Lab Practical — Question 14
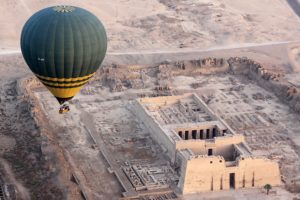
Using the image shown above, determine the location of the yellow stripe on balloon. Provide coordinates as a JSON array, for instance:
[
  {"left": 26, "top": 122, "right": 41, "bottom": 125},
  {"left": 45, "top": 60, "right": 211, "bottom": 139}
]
[
  {"left": 35, "top": 72, "right": 95, "bottom": 82},
  {"left": 39, "top": 79, "right": 90, "bottom": 87},
  {"left": 45, "top": 86, "right": 84, "bottom": 98}
]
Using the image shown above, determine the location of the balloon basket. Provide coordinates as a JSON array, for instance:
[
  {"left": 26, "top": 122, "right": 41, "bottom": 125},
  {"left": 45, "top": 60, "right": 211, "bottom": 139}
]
[{"left": 59, "top": 104, "right": 70, "bottom": 114}]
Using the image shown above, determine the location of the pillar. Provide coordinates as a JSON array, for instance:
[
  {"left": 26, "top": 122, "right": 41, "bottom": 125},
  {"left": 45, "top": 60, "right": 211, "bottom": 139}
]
[
  {"left": 207, "top": 129, "right": 210, "bottom": 139},
  {"left": 212, "top": 128, "right": 216, "bottom": 138},
  {"left": 189, "top": 130, "right": 193, "bottom": 139},
  {"left": 202, "top": 130, "right": 206, "bottom": 139},
  {"left": 196, "top": 130, "right": 200, "bottom": 139}
]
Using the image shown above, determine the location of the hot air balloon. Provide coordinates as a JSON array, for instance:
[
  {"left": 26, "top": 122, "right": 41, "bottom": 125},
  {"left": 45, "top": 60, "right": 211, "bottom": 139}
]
[{"left": 20, "top": 5, "right": 107, "bottom": 113}]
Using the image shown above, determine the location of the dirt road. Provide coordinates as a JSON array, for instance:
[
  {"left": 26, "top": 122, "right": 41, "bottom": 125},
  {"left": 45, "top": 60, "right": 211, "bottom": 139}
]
[{"left": 0, "top": 40, "right": 298, "bottom": 56}]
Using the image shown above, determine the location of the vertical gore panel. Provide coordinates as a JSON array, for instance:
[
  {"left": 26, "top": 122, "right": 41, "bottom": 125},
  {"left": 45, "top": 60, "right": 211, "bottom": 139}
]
[
  {"left": 21, "top": 9, "right": 47, "bottom": 74},
  {"left": 77, "top": 9, "right": 92, "bottom": 77},
  {"left": 64, "top": 12, "right": 74, "bottom": 78},
  {"left": 45, "top": 13, "right": 60, "bottom": 77},
  {"left": 28, "top": 15, "right": 45, "bottom": 74},
  {"left": 90, "top": 17, "right": 107, "bottom": 73},
  {"left": 71, "top": 12, "right": 84, "bottom": 77},
  {"left": 35, "top": 11, "right": 55, "bottom": 76},
  {"left": 85, "top": 17, "right": 101, "bottom": 75},
  {"left": 54, "top": 14, "right": 65, "bottom": 78},
  {"left": 85, "top": 17, "right": 97, "bottom": 74}
]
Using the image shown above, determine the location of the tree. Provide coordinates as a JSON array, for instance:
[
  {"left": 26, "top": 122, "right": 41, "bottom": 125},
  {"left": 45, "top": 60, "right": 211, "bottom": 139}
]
[{"left": 264, "top": 184, "right": 272, "bottom": 195}]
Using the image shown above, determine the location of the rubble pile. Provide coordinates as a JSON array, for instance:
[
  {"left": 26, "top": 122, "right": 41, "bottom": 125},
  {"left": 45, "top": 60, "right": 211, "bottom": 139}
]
[
  {"left": 102, "top": 64, "right": 153, "bottom": 92},
  {"left": 156, "top": 64, "right": 172, "bottom": 95},
  {"left": 228, "top": 57, "right": 300, "bottom": 113},
  {"left": 190, "top": 57, "right": 226, "bottom": 68},
  {"left": 228, "top": 57, "right": 282, "bottom": 81},
  {"left": 174, "top": 58, "right": 227, "bottom": 71},
  {"left": 80, "top": 86, "right": 97, "bottom": 95}
]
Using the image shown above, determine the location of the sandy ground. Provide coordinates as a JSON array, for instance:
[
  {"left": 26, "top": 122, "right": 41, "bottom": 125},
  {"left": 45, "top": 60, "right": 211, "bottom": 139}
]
[{"left": 0, "top": 0, "right": 300, "bottom": 52}]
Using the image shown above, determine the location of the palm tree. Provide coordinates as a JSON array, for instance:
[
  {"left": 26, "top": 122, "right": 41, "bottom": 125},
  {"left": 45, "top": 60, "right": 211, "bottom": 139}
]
[{"left": 264, "top": 184, "right": 272, "bottom": 195}]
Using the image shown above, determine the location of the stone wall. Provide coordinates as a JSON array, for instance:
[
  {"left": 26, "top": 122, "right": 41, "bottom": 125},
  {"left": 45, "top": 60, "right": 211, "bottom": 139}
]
[
  {"left": 179, "top": 155, "right": 281, "bottom": 194},
  {"left": 172, "top": 58, "right": 230, "bottom": 76},
  {"left": 138, "top": 95, "right": 184, "bottom": 107},
  {"left": 175, "top": 135, "right": 244, "bottom": 159},
  {"left": 132, "top": 100, "right": 177, "bottom": 162}
]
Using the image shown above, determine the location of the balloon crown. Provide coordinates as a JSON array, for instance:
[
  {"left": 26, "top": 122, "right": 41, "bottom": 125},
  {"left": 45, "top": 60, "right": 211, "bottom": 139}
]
[{"left": 53, "top": 5, "right": 75, "bottom": 13}]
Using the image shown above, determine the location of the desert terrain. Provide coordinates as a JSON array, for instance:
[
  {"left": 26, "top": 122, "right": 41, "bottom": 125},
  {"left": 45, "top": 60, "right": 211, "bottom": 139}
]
[
  {"left": 1, "top": 0, "right": 300, "bottom": 52},
  {"left": 0, "top": 0, "right": 300, "bottom": 200}
]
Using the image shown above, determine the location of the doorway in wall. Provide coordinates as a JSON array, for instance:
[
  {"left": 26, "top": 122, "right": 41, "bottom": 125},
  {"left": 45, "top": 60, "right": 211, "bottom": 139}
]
[
  {"left": 229, "top": 173, "right": 235, "bottom": 189},
  {"left": 208, "top": 148, "right": 213, "bottom": 156},
  {"left": 200, "top": 130, "right": 203, "bottom": 139},
  {"left": 185, "top": 131, "right": 189, "bottom": 140},
  {"left": 178, "top": 131, "right": 182, "bottom": 139},
  {"left": 212, "top": 128, "right": 216, "bottom": 137},
  {"left": 192, "top": 130, "right": 197, "bottom": 139}
]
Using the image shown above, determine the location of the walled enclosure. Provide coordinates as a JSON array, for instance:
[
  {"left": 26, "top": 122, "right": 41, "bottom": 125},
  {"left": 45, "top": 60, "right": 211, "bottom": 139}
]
[{"left": 133, "top": 93, "right": 281, "bottom": 194}]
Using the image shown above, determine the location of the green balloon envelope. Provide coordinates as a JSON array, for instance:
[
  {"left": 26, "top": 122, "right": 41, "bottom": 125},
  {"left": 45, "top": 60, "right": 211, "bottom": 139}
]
[{"left": 21, "top": 5, "right": 107, "bottom": 104}]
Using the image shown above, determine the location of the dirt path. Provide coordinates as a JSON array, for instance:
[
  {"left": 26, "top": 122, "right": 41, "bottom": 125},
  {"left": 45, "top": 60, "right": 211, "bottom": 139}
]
[
  {"left": 107, "top": 40, "right": 297, "bottom": 55},
  {"left": 0, "top": 50, "right": 21, "bottom": 56},
  {"left": 1, "top": 40, "right": 298, "bottom": 57}
]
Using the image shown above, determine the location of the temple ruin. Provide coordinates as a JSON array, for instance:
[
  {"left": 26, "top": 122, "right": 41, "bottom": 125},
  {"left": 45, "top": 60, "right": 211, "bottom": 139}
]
[{"left": 133, "top": 93, "right": 281, "bottom": 194}]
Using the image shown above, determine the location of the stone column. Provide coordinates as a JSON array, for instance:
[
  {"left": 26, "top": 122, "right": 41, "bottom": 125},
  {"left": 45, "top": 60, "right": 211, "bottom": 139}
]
[
  {"left": 202, "top": 130, "right": 206, "bottom": 139},
  {"left": 212, "top": 128, "right": 216, "bottom": 138},
  {"left": 207, "top": 129, "right": 211, "bottom": 139},
  {"left": 188, "top": 130, "right": 192, "bottom": 139},
  {"left": 196, "top": 130, "right": 200, "bottom": 139}
]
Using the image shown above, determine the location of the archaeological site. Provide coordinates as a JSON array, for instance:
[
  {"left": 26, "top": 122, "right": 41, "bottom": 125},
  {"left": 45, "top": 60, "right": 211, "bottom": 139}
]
[{"left": 135, "top": 93, "right": 281, "bottom": 193}]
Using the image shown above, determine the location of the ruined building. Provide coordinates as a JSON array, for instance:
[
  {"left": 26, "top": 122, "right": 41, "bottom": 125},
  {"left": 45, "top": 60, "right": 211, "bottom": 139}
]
[{"left": 133, "top": 93, "right": 281, "bottom": 194}]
